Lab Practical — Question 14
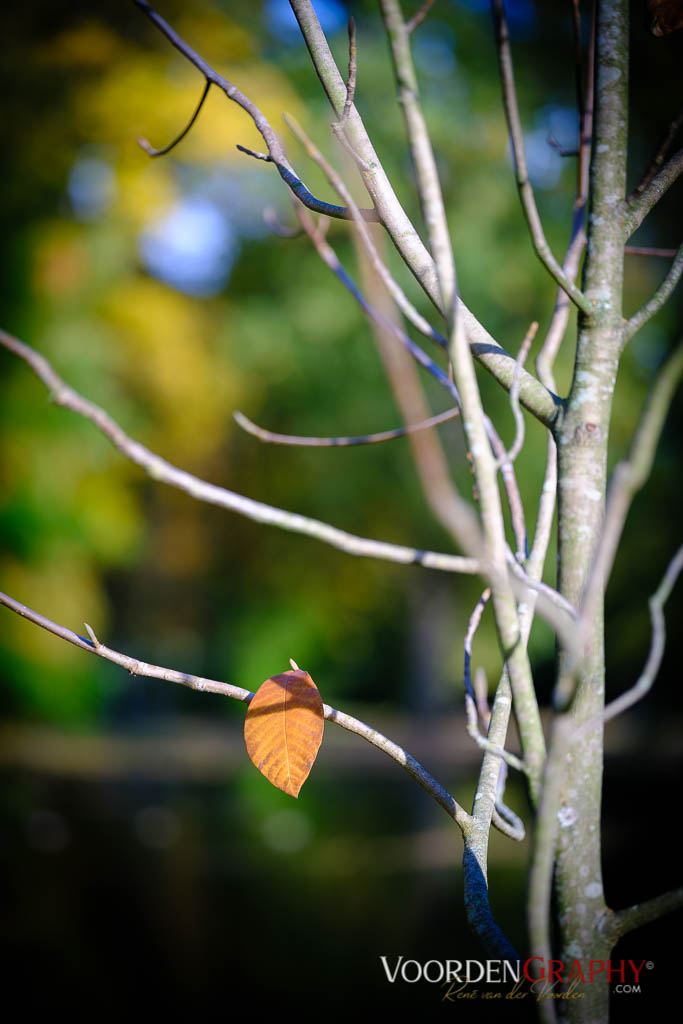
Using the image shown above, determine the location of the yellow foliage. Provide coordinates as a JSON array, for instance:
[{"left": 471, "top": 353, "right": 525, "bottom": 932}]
[
  {"left": 1, "top": 558, "right": 108, "bottom": 672},
  {"left": 101, "top": 276, "right": 242, "bottom": 462}
]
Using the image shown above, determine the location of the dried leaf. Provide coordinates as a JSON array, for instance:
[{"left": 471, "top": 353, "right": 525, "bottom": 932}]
[{"left": 244, "top": 668, "right": 324, "bottom": 798}]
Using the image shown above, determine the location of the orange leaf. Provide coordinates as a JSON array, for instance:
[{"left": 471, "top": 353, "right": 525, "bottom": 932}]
[{"left": 244, "top": 669, "right": 324, "bottom": 798}]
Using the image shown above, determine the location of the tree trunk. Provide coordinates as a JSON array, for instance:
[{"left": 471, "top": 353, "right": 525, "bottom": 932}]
[{"left": 553, "top": 2, "right": 629, "bottom": 1018}]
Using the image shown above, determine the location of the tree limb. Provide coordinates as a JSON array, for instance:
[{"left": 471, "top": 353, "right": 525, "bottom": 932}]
[
  {"left": 491, "top": 0, "right": 592, "bottom": 314},
  {"left": 624, "top": 146, "right": 683, "bottom": 239},
  {"left": 0, "top": 590, "right": 471, "bottom": 830},
  {"left": 134, "top": 0, "right": 378, "bottom": 222},
  {"left": 622, "top": 244, "right": 683, "bottom": 345},
  {"left": 0, "top": 328, "right": 481, "bottom": 575},
  {"left": 233, "top": 407, "right": 460, "bottom": 447}
]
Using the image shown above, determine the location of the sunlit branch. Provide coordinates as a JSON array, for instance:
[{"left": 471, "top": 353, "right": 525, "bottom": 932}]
[
  {"left": 624, "top": 146, "right": 683, "bottom": 238},
  {"left": 134, "top": 0, "right": 379, "bottom": 222},
  {"left": 288, "top": 0, "right": 560, "bottom": 429},
  {"left": 292, "top": 207, "right": 463, "bottom": 408},
  {"left": 0, "top": 329, "right": 481, "bottom": 575},
  {"left": 284, "top": 112, "right": 530, "bottom": 562},
  {"left": 379, "top": 0, "right": 456, "bottom": 317},
  {"left": 487, "top": 428, "right": 528, "bottom": 560},
  {"left": 496, "top": 321, "right": 538, "bottom": 474},
  {"left": 463, "top": 592, "right": 525, "bottom": 774},
  {"left": 137, "top": 78, "right": 211, "bottom": 156},
  {"left": 601, "top": 545, "right": 682, "bottom": 725},
  {"left": 491, "top": 0, "right": 592, "bottom": 314},
  {"left": 233, "top": 407, "right": 459, "bottom": 447},
  {"left": 0, "top": 590, "right": 471, "bottom": 831},
  {"left": 339, "top": 17, "right": 357, "bottom": 126},
  {"left": 581, "top": 340, "right": 683, "bottom": 628},
  {"left": 284, "top": 113, "right": 448, "bottom": 351},
  {"left": 622, "top": 244, "right": 683, "bottom": 345},
  {"left": 536, "top": 218, "right": 585, "bottom": 393}
]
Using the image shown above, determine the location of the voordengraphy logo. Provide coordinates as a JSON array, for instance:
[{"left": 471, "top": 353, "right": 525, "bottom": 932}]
[{"left": 379, "top": 957, "right": 652, "bottom": 1002}]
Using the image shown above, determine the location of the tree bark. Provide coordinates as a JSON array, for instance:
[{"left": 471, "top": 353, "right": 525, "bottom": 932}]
[{"left": 553, "top": 2, "right": 629, "bottom": 1018}]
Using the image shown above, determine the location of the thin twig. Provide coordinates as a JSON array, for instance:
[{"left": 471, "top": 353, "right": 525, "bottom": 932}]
[
  {"left": 138, "top": 79, "right": 211, "bottom": 156},
  {"left": 287, "top": 0, "right": 561, "bottom": 429},
  {"left": 625, "top": 246, "right": 678, "bottom": 258},
  {"left": 463, "top": 589, "right": 491, "bottom": 701},
  {"left": 491, "top": 0, "right": 592, "bottom": 313},
  {"left": 134, "top": 0, "right": 379, "bottom": 222},
  {"left": 547, "top": 134, "right": 578, "bottom": 158},
  {"left": 233, "top": 406, "right": 459, "bottom": 447},
  {"left": 0, "top": 328, "right": 482, "bottom": 575},
  {"left": 627, "top": 101, "right": 683, "bottom": 202},
  {"left": 262, "top": 206, "right": 302, "bottom": 238},
  {"left": 463, "top": 593, "right": 525, "bottom": 775},
  {"left": 379, "top": 0, "right": 456, "bottom": 316},
  {"left": 581, "top": 340, "right": 683, "bottom": 629},
  {"left": 570, "top": 0, "right": 585, "bottom": 195},
  {"left": 292, "top": 207, "right": 464, "bottom": 410},
  {"left": 406, "top": 0, "right": 435, "bottom": 34},
  {"left": 610, "top": 885, "right": 683, "bottom": 940},
  {"left": 622, "top": 244, "right": 683, "bottom": 345},
  {"left": 495, "top": 322, "right": 538, "bottom": 474},
  {"left": 598, "top": 546, "right": 682, "bottom": 727},
  {"left": 339, "top": 17, "right": 357, "bottom": 126},
  {"left": 536, "top": 216, "right": 586, "bottom": 392},
  {"left": 284, "top": 112, "right": 448, "bottom": 351},
  {"left": 0, "top": 590, "right": 471, "bottom": 830}
]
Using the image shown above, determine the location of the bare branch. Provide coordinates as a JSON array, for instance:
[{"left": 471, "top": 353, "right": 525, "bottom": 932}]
[
  {"left": 137, "top": 78, "right": 211, "bottom": 156},
  {"left": 262, "top": 205, "right": 302, "bottom": 238},
  {"left": 547, "top": 134, "right": 578, "bottom": 158},
  {"left": 535, "top": 218, "right": 585, "bottom": 392},
  {"left": 379, "top": 0, "right": 456, "bottom": 316},
  {"left": 339, "top": 17, "right": 357, "bottom": 127},
  {"left": 0, "top": 328, "right": 482, "bottom": 575},
  {"left": 527, "top": 714, "right": 573, "bottom": 1016},
  {"left": 134, "top": 0, "right": 379, "bottom": 222},
  {"left": 284, "top": 112, "right": 448, "bottom": 351},
  {"left": 496, "top": 321, "right": 538, "bottom": 474},
  {"left": 285, "top": 113, "right": 532, "bottom": 563},
  {"left": 611, "top": 885, "right": 683, "bottom": 940},
  {"left": 463, "top": 589, "right": 491, "bottom": 701},
  {"left": 627, "top": 101, "right": 683, "bottom": 202},
  {"left": 601, "top": 545, "right": 683, "bottom": 724},
  {"left": 624, "top": 146, "right": 683, "bottom": 239},
  {"left": 0, "top": 590, "right": 471, "bottom": 830},
  {"left": 622, "top": 244, "right": 683, "bottom": 344},
  {"left": 581, "top": 340, "right": 683, "bottom": 626},
  {"left": 491, "top": 0, "right": 592, "bottom": 314},
  {"left": 406, "top": 0, "right": 435, "bottom": 34},
  {"left": 625, "top": 246, "right": 678, "bottom": 258},
  {"left": 287, "top": 0, "right": 561, "bottom": 428},
  {"left": 292, "top": 206, "right": 465, "bottom": 410},
  {"left": 570, "top": 0, "right": 585, "bottom": 195},
  {"left": 233, "top": 407, "right": 459, "bottom": 447}
]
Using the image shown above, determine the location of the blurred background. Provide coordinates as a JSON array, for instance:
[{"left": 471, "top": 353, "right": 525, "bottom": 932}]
[{"left": 1, "top": 0, "right": 681, "bottom": 1016}]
